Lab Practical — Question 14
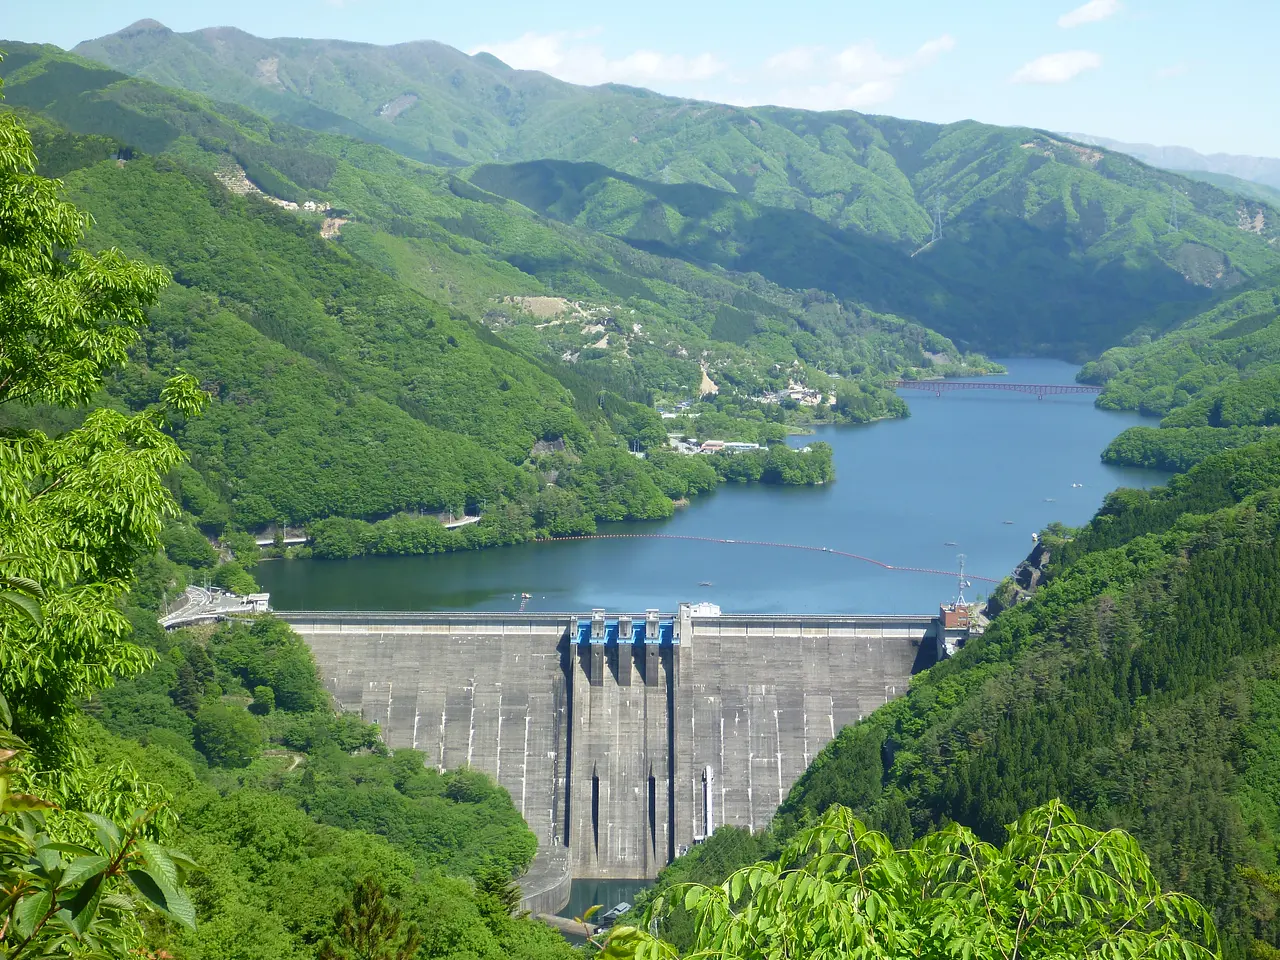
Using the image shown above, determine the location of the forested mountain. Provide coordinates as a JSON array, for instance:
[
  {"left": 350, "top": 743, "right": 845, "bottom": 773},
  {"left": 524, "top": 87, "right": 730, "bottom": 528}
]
[
  {"left": 467, "top": 155, "right": 1279, "bottom": 356},
  {"left": 3, "top": 43, "right": 984, "bottom": 540},
  {"left": 1083, "top": 282, "right": 1280, "bottom": 471},
  {"left": 71, "top": 21, "right": 1280, "bottom": 356}
]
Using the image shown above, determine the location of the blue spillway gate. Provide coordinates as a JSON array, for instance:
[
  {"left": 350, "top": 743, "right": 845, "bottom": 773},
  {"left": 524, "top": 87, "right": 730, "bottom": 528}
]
[{"left": 576, "top": 618, "right": 677, "bottom": 645}]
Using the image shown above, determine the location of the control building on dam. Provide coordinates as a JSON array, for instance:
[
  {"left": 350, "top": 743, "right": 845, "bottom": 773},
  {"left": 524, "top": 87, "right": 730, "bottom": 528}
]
[{"left": 279, "top": 602, "right": 970, "bottom": 911}]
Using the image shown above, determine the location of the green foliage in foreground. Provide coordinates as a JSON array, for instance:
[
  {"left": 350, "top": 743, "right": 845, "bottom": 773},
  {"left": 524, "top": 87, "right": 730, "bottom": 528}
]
[
  {"left": 605, "top": 801, "right": 1217, "bottom": 960},
  {"left": 0, "top": 83, "right": 202, "bottom": 960},
  {"left": 0, "top": 83, "right": 209, "bottom": 765},
  {"left": 0, "top": 701, "right": 197, "bottom": 960}
]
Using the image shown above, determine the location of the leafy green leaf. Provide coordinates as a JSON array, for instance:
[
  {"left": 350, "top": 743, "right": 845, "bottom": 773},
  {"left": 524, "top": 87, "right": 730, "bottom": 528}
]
[
  {"left": 125, "top": 868, "right": 169, "bottom": 912},
  {"left": 126, "top": 865, "right": 195, "bottom": 928},
  {"left": 83, "top": 813, "right": 123, "bottom": 853},
  {"left": 56, "top": 854, "right": 109, "bottom": 892},
  {"left": 14, "top": 889, "right": 53, "bottom": 938},
  {"left": 63, "top": 873, "right": 105, "bottom": 936}
]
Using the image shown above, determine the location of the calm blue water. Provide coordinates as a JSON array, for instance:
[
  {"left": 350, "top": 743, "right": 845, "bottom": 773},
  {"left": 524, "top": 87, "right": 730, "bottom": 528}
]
[{"left": 258, "top": 359, "right": 1163, "bottom": 615}]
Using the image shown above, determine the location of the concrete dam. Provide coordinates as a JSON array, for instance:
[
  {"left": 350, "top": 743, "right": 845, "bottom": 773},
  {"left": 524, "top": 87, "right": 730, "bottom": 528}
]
[{"left": 280, "top": 603, "right": 969, "bottom": 910}]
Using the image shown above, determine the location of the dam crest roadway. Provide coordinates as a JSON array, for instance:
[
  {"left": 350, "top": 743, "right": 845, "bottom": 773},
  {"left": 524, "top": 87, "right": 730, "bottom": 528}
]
[{"left": 278, "top": 601, "right": 973, "bottom": 913}]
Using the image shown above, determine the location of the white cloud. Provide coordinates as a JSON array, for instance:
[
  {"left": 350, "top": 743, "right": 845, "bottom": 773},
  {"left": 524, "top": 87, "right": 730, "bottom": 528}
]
[
  {"left": 764, "top": 46, "right": 824, "bottom": 75},
  {"left": 471, "top": 30, "right": 953, "bottom": 113},
  {"left": 772, "top": 79, "right": 898, "bottom": 112},
  {"left": 915, "top": 35, "right": 959, "bottom": 61},
  {"left": 834, "top": 35, "right": 955, "bottom": 82},
  {"left": 1011, "top": 50, "right": 1102, "bottom": 84},
  {"left": 1156, "top": 62, "right": 1189, "bottom": 79},
  {"left": 763, "top": 35, "right": 955, "bottom": 111},
  {"left": 1058, "top": 0, "right": 1122, "bottom": 28},
  {"left": 470, "top": 31, "right": 725, "bottom": 87}
]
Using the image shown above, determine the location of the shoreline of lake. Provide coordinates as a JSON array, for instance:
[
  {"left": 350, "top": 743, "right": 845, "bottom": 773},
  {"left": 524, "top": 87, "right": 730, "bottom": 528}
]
[{"left": 257, "top": 359, "right": 1168, "bottom": 617}]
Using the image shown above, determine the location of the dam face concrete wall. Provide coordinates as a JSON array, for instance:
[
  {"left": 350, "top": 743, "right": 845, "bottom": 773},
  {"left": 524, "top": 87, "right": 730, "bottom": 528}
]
[
  {"left": 673, "top": 613, "right": 934, "bottom": 859},
  {"left": 282, "top": 608, "right": 938, "bottom": 901}
]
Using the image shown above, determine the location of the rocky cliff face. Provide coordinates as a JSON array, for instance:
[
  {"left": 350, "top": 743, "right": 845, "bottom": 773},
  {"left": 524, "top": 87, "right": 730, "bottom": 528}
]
[{"left": 983, "top": 541, "right": 1052, "bottom": 618}]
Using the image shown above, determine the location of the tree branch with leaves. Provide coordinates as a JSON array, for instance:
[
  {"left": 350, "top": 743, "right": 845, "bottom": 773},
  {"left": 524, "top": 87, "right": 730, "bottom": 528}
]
[
  {"left": 0, "top": 73, "right": 208, "bottom": 763},
  {"left": 0, "top": 691, "right": 196, "bottom": 960},
  {"left": 602, "top": 799, "right": 1220, "bottom": 960}
]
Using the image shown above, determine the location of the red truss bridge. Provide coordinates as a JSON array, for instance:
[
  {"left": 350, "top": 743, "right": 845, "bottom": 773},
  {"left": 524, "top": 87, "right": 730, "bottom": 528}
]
[{"left": 889, "top": 380, "right": 1103, "bottom": 399}]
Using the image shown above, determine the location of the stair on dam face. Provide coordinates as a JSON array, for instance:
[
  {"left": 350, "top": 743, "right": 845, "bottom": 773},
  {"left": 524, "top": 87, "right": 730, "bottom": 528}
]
[{"left": 280, "top": 608, "right": 946, "bottom": 901}]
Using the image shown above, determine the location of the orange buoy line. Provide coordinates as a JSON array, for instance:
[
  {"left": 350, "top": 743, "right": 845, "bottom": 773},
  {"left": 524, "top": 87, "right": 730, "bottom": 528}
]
[{"left": 538, "top": 533, "right": 1001, "bottom": 583}]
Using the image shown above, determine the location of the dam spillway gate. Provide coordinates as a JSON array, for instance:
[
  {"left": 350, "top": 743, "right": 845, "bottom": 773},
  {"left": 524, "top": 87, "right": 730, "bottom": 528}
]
[{"left": 280, "top": 604, "right": 961, "bottom": 910}]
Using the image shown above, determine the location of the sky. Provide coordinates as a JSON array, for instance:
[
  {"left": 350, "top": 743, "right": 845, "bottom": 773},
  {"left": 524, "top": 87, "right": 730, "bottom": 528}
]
[{"left": 7, "top": 0, "right": 1279, "bottom": 157}]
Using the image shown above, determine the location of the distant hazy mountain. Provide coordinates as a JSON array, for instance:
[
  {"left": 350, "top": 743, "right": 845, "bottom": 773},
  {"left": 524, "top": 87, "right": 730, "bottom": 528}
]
[{"left": 1065, "top": 133, "right": 1280, "bottom": 191}]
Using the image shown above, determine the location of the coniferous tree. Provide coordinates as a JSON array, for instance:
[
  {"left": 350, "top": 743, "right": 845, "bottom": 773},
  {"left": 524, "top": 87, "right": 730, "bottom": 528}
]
[{"left": 318, "top": 876, "right": 423, "bottom": 960}]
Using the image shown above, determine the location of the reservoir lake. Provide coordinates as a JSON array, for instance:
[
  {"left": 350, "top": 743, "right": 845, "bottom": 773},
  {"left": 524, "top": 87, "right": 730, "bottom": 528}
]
[{"left": 258, "top": 359, "right": 1165, "bottom": 616}]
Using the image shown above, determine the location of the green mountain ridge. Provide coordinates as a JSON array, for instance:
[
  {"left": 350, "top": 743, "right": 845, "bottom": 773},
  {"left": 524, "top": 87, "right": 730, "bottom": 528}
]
[
  {"left": 468, "top": 156, "right": 1275, "bottom": 356},
  {"left": 1177, "top": 170, "right": 1280, "bottom": 207},
  {"left": 67, "top": 20, "right": 1280, "bottom": 358}
]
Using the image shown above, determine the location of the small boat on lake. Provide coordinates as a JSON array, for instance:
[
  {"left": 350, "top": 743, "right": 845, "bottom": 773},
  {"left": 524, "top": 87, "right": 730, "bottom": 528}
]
[
  {"left": 1002, "top": 520, "right": 1015, "bottom": 525},
  {"left": 944, "top": 541, "right": 958, "bottom": 547},
  {"left": 698, "top": 581, "right": 713, "bottom": 587}
]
